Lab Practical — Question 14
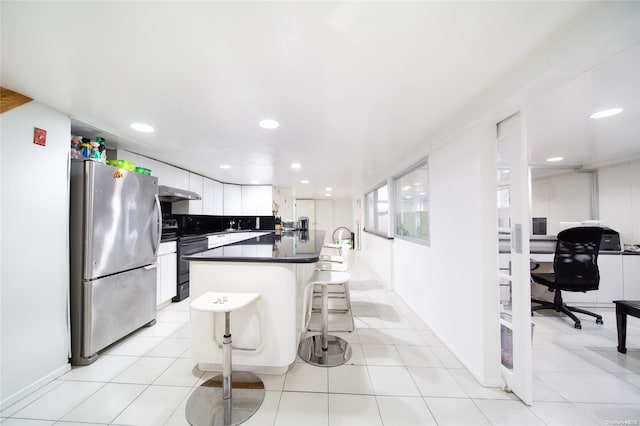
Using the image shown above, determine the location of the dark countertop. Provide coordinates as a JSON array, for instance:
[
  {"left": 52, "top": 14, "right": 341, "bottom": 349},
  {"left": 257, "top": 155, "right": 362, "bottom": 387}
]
[
  {"left": 161, "top": 229, "right": 271, "bottom": 243},
  {"left": 183, "top": 230, "right": 325, "bottom": 263}
]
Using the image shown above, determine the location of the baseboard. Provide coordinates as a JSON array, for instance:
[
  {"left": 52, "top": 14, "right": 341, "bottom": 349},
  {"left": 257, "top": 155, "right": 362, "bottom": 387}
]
[{"left": 0, "top": 363, "right": 71, "bottom": 411}]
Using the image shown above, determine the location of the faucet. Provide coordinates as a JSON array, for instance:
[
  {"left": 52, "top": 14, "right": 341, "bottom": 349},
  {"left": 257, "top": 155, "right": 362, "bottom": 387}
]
[{"left": 228, "top": 220, "right": 236, "bottom": 230}]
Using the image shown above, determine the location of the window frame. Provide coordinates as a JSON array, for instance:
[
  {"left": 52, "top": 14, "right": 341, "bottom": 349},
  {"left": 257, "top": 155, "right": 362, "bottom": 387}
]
[
  {"left": 393, "top": 158, "right": 430, "bottom": 246},
  {"left": 363, "top": 180, "right": 392, "bottom": 238}
]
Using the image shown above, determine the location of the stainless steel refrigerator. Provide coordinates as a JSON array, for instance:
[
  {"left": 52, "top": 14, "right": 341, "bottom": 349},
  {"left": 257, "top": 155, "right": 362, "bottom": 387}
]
[{"left": 70, "top": 160, "right": 161, "bottom": 365}]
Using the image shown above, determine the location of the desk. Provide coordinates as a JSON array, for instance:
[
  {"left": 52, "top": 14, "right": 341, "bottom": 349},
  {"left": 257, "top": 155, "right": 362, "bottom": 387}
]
[{"left": 613, "top": 300, "right": 640, "bottom": 353}]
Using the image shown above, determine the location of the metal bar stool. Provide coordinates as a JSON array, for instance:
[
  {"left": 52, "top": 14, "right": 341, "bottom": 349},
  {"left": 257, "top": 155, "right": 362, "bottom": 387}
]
[
  {"left": 298, "top": 270, "right": 352, "bottom": 367},
  {"left": 186, "top": 292, "right": 265, "bottom": 426}
]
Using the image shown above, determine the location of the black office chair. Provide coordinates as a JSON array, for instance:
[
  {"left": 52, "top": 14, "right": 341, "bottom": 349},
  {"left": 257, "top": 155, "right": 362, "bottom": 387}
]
[{"left": 531, "top": 226, "right": 604, "bottom": 329}]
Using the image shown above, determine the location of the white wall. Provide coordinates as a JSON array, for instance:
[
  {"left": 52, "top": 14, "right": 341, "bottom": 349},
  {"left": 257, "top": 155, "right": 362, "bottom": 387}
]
[
  {"left": 381, "top": 123, "right": 500, "bottom": 387},
  {"left": 598, "top": 160, "right": 640, "bottom": 245},
  {"left": 332, "top": 198, "right": 353, "bottom": 234},
  {"left": 360, "top": 232, "right": 393, "bottom": 289},
  {"left": 531, "top": 171, "right": 592, "bottom": 236},
  {"left": 533, "top": 160, "right": 640, "bottom": 244},
  {"left": 1, "top": 101, "right": 71, "bottom": 408}
]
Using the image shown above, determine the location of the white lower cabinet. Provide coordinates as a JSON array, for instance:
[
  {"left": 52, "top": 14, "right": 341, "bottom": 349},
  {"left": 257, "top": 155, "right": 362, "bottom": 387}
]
[
  {"left": 157, "top": 242, "right": 177, "bottom": 306},
  {"left": 595, "top": 254, "right": 623, "bottom": 304},
  {"left": 208, "top": 234, "right": 230, "bottom": 249},
  {"left": 623, "top": 255, "right": 640, "bottom": 299}
]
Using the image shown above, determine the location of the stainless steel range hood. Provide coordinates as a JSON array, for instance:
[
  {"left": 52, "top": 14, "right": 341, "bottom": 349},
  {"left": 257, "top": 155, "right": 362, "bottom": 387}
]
[{"left": 158, "top": 185, "right": 202, "bottom": 202}]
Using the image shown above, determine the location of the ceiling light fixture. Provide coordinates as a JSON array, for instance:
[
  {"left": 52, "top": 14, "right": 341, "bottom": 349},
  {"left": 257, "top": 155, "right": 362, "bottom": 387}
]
[
  {"left": 325, "top": 193, "right": 331, "bottom": 197},
  {"left": 251, "top": 180, "right": 259, "bottom": 184},
  {"left": 301, "top": 180, "right": 310, "bottom": 184},
  {"left": 130, "top": 122, "right": 154, "bottom": 133},
  {"left": 325, "top": 187, "right": 332, "bottom": 191},
  {"left": 589, "top": 108, "right": 623, "bottom": 119},
  {"left": 546, "top": 157, "right": 564, "bottom": 162},
  {"left": 290, "top": 162, "right": 301, "bottom": 169},
  {"left": 402, "top": 186, "right": 411, "bottom": 191},
  {"left": 220, "top": 164, "right": 231, "bottom": 169},
  {"left": 259, "top": 119, "right": 279, "bottom": 129}
]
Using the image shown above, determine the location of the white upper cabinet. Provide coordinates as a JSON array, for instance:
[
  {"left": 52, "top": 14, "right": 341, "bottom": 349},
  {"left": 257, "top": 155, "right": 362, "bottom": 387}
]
[
  {"left": 173, "top": 172, "right": 203, "bottom": 214},
  {"left": 223, "top": 184, "right": 242, "bottom": 215},
  {"left": 241, "top": 185, "right": 272, "bottom": 216},
  {"left": 213, "top": 180, "right": 224, "bottom": 215},
  {"left": 203, "top": 178, "right": 224, "bottom": 215},
  {"left": 152, "top": 161, "right": 174, "bottom": 186},
  {"left": 174, "top": 168, "right": 189, "bottom": 191},
  {"left": 188, "top": 172, "right": 203, "bottom": 214}
]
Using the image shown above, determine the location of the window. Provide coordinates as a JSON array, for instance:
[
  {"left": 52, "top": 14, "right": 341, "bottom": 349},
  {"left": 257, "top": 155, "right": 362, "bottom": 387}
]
[
  {"left": 394, "top": 159, "right": 429, "bottom": 244},
  {"left": 364, "top": 182, "right": 390, "bottom": 236}
]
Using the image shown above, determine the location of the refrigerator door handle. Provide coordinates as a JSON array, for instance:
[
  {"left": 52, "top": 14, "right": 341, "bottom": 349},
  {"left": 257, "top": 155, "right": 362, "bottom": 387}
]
[
  {"left": 154, "top": 194, "right": 162, "bottom": 256},
  {"left": 144, "top": 263, "right": 158, "bottom": 270}
]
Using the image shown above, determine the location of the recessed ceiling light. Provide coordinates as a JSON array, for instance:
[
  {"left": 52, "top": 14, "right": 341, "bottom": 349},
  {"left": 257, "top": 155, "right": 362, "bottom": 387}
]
[
  {"left": 130, "top": 122, "right": 154, "bottom": 133},
  {"left": 546, "top": 157, "right": 564, "bottom": 162},
  {"left": 325, "top": 193, "right": 331, "bottom": 197},
  {"left": 590, "top": 108, "right": 623, "bottom": 119},
  {"left": 301, "top": 180, "right": 310, "bottom": 184},
  {"left": 220, "top": 164, "right": 231, "bottom": 169},
  {"left": 402, "top": 186, "right": 411, "bottom": 191},
  {"left": 290, "top": 162, "right": 301, "bottom": 169},
  {"left": 251, "top": 180, "right": 259, "bottom": 184},
  {"left": 325, "top": 187, "right": 332, "bottom": 191},
  {"left": 259, "top": 119, "right": 279, "bottom": 129}
]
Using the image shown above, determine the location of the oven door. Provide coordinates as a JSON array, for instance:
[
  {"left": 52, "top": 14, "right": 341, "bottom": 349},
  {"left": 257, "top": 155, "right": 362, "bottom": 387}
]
[{"left": 178, "top": 238, "right": 208, "bottom": 285}]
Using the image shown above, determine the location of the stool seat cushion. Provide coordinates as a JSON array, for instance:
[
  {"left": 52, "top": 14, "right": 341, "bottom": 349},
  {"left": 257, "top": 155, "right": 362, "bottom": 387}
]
[
  {"left": 308, "top": 270, "right": 351, "bottom": 285},
  {"left": 191, "top": 291, "right": 261, "bottom": 313}
]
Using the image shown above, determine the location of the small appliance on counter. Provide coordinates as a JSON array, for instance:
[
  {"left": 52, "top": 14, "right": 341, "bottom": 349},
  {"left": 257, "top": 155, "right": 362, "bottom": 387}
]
[
  {"left": 297, "top": 216, "right": 309, "bottom": 230},
  {"left": 282, "top": 220, "right": 296, "bottom": 231}
]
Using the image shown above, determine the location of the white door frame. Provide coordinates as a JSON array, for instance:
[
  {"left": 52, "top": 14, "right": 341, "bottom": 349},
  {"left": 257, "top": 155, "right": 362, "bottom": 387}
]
[{"left": 497, "top": 112, "right": 534, "bottom": 405}]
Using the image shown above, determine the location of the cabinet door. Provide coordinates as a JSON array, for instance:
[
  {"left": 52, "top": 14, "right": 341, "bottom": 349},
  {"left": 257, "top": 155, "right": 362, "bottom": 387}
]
[
  {"left": 241, "top": 186, "right": 258, "bottom": 215},
  {"left": 596, "top": 254, "right": 623, "bottom": 304},
  {"left": 157, "top": 253, "right": 177, "bottom": 305},
  {"left": 223, "top": 184, "right": 242, "bottom": 215},
  {"left": 188, "top": 172, "right": 203, "bottom": 214},
  {"left": 203, "top": 178, "right": 216, "bottom": 215},
  {"left": 255, "top": 185, "right": 273, "bottom": 215},
  {"left": 242, "top": 185, "right": 272, "bottom": 215},
  {"left": 174, "top": 169, "right": 189, "bottom": 190},
  {"left": 153, "top": 161, "right": 174, "bottom": 186},
  {"left": 213, "top": 180, "right": 224, "bottom": 215},
  {"left": 623, "top": 255, "right": 640, "bottom": 299}
]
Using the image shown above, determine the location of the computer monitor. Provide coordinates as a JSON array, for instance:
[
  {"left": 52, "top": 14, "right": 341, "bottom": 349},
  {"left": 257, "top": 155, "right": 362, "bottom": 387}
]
[{"left": 532, "top": 217, "right": 547, "bottom": 235}]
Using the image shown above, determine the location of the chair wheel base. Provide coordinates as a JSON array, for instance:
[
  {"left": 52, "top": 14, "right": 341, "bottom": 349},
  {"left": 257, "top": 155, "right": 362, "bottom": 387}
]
[
  {"left": 298, "top": 334, "right": 352, "bottom": 367},
  {"left": 574, "top": 323, "right": 582, "bottom": 329},
  {"left": 596, "top": 318, "right": 603, "bottom": 325},
  {"left": 185, "top": 372, "right": 265, "bottom": 426}
]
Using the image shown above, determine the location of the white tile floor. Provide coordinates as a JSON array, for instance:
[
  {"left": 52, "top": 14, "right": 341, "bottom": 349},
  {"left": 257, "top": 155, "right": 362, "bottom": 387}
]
[{"left": 2, "top": 251, "right": 639, "bottom": 425}]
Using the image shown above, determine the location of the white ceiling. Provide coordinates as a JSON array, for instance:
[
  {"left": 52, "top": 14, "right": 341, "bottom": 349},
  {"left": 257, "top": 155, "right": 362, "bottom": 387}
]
[{"left": 3, "top": 1, "right": 637, "bottom": 199}]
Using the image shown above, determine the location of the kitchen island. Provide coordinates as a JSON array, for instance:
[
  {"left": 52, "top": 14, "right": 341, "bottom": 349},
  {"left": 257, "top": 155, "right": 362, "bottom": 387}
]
[{"left": 184, "top": 230, "right": 325, "bottom": 374}]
